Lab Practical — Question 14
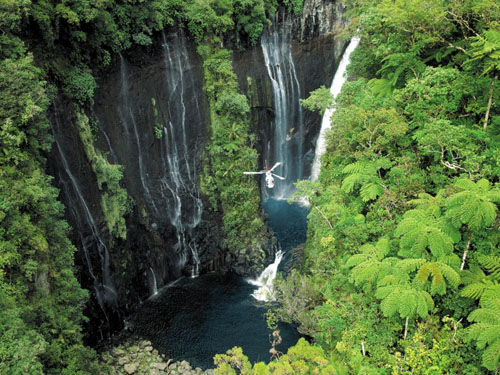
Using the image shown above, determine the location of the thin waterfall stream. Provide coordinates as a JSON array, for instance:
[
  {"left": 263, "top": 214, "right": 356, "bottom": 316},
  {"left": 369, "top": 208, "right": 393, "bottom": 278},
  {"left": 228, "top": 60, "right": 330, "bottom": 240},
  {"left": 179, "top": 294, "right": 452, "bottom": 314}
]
[
  {"left": 50, "top": 104, "right": 118, "bottom": 320},
  {"left": 311, "top": 37, "right": 361, "bottom": 180}
]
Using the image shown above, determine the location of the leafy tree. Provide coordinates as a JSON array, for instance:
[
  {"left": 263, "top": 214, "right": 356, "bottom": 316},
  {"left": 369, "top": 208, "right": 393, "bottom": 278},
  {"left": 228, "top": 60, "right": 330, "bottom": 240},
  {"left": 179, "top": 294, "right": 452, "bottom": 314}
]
[
  {"left": 301, "top": 86, "right": 334, "bottom": 115},
  {"left": 445, "top": 178, "right": 500, "bottom": 269}
]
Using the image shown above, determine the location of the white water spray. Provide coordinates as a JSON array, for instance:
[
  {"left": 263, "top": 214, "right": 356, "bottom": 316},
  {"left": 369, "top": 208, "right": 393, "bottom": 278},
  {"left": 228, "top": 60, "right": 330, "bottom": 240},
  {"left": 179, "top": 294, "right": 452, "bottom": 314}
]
[
  {"left": 311, "top": 37, "right": 361, "bottom": 181},
  {"left": 249, "top": 249, "right": 284, "bottom": 302},
  {"left": 118, "top": 54, "right": 159, "bottom": 215}
]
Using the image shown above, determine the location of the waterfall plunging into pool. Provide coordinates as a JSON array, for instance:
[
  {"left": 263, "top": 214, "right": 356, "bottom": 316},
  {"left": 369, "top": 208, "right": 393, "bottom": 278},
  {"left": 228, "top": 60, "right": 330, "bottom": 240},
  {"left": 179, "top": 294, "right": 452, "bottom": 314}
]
[
  {"left": 126, "top": 198, "right": 308, "bottom": 369},
  {"left": 311, "top": 37, "right": 361, "bottom": 181},
  {"left": 261, "top": 13, "right": 304, "bottom": 200}
]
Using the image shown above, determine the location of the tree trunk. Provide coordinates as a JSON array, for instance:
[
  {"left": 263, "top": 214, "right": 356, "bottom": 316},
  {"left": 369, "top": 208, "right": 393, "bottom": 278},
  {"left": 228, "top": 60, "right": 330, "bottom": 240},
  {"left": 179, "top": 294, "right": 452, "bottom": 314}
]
[
  {"left": 314, "top": 205, "right": 334, "bottom": 230},
  {"left": 484, "top": 75, "right": 497, "bottom": 130},
  {"left": 361, "top": 340, "right": 366, "bottom": 356},
  {"left": 404, "top": 317, "right": 409, "bottom": 340},
  {"left": 460, "top": 231, "right": 472, "bottom": 271}
]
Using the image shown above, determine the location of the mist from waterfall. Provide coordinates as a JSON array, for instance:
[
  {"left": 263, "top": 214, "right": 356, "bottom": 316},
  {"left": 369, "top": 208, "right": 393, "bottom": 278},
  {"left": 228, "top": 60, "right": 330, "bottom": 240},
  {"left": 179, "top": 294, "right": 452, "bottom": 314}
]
[
  {"left": 261, "top": 13, "right": 303, "bottom": 200},
  {"left": 50, "top": 106, "right": 117, "bottom": 318},
  {"left": 311, "top": 37, "right": 361, "bottom": 181}
]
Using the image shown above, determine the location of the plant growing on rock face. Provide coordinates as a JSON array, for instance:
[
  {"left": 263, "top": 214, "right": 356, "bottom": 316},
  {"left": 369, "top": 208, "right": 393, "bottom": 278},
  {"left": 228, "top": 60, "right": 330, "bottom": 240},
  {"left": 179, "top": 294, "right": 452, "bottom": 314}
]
[
  {"left": 198, "top": 43, "right": 266, "bottom": 265},
  {"left": 75, "top": 110, "right": 132, "bottom": 240}
]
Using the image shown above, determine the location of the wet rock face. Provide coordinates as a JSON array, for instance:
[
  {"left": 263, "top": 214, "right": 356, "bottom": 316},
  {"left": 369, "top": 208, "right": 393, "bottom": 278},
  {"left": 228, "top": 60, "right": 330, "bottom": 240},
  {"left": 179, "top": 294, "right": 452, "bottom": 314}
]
[{"left": 296, "top": 0, "right": 348, "bottom": 41}]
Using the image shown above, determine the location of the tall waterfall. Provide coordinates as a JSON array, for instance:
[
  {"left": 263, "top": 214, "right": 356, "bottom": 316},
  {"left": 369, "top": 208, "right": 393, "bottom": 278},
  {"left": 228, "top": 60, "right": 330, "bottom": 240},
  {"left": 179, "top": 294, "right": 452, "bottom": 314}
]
[
  {"left": 310, "top": 37, "right": 361, "bottom": 181},
  {"left": 50, "top": 106, "right": 117, "bottom": 317},
  {"left": 261, "top": 14, "right": 303, "bottom": 200},
  {"left": 160, "top": 33, "right": 203, "bottom": 278}
]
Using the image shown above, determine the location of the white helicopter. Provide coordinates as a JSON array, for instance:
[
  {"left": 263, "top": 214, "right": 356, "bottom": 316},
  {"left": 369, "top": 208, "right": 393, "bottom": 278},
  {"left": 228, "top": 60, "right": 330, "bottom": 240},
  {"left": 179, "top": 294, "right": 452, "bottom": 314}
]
[{"left": 244, "top": 162, "right": 285, "bottom": 189}]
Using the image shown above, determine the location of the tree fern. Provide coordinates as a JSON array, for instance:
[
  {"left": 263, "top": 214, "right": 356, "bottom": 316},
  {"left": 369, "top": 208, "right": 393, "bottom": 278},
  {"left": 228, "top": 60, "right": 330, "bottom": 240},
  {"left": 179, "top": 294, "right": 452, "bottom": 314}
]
[
  {"left": 395, "top": 208, "right": 458, "bottom": 261},
  {"left": 446, "top": 178, "right": 500, "bottom": 232},
  {"left": 415, "top": 261, "right": 460, "bottom": 296},
  {"left": 346, "top": 238, "right": 395, "bottom": 290},
  {"left": 461, "top": 255, "right": 500, "bottom": 299},
  {"left": 341, "top": 159, "right": 391, "bottom": 202},
  {"left": 479, "top": 254, "right": 500, "bottom": 280},
  {"left": 408, "top": 190, "right": 446, "bottom": 215},
  {"left": 360, "top": 182, "right": 385, "bottom": 202},
  {"left": 467, "top": 284, "right": 500, "bottom": 371},
  {"left": 376, "top": 283, "right": 434, "bottom": 320}
]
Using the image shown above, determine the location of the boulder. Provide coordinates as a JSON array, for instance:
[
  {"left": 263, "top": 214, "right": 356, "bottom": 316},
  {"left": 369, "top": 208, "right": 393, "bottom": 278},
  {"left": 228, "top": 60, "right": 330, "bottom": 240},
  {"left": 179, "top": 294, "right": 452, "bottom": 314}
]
[{"left": 124, "top": 363, "right": 138, "bottom": 374}]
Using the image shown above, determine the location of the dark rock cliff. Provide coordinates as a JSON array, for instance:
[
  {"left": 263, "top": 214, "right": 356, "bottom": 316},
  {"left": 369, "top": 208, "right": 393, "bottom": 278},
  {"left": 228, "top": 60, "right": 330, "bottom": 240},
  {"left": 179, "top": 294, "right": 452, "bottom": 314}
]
[{"left": 46, "top": 0, "right": 349, "bottom": 342}]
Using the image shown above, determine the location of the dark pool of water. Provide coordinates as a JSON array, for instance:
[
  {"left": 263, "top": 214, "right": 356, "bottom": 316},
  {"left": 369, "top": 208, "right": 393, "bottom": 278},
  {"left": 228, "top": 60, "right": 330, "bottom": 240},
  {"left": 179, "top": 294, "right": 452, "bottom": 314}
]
[{"left": 127, "top": 198, "right": 309, "bottom": 369}]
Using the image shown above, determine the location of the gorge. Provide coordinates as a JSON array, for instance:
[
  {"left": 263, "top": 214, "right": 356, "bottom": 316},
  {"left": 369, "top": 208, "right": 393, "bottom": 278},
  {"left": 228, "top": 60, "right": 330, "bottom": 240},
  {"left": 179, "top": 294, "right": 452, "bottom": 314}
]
[{"left": 47, "top": 0, "right": 350, "bottom": 343}]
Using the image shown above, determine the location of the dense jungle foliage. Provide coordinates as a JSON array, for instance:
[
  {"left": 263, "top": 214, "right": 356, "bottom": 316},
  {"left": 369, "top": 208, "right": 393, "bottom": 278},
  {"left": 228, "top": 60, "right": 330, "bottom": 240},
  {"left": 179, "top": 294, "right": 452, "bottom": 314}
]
[
  {"left": 214, "top": 0, "right": 500, "bottom": 374},
  {"left": 0, "top": 0, "right": 300, "bottom": 373}
]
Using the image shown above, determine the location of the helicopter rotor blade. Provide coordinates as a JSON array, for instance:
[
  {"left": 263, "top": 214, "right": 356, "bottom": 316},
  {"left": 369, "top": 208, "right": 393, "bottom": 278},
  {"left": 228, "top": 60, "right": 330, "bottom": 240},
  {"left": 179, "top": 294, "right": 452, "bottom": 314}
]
[
  {"left": 269, "top": 162, "right": 282, "bottom": 173},
  {"left": 243, "top": 171, "right": 265, "bottom": 175},
  {"left": 271, "top": 173, "right": 285, "bottom": 180}
]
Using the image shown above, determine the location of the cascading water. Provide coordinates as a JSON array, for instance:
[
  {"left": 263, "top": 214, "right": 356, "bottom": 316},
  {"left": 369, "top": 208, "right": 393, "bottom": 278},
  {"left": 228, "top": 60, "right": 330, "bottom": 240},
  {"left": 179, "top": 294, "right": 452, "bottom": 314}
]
[
  {"left": 248, "top": 248, "right": 283, "bottom": 302},
  {"left": 50, "top": 106, "right": 117, "bottom": 318},
  {"left": 149, "top": 267, "right": 158, "bottom": 296},
  {"left": 261, "top": 13, "right": 303, "bottom": 200},
  {"left": 117, "top": 42, "right": 203, "bottom": 285},
  {"left": 160, "top": 32, "right": 203, "bottom": 278},
  {"left": 118, "top": 54, "right": 159, "bottom": 216},
  {"left": 311, "top": 37, "right": 361, "bottom": 181}
]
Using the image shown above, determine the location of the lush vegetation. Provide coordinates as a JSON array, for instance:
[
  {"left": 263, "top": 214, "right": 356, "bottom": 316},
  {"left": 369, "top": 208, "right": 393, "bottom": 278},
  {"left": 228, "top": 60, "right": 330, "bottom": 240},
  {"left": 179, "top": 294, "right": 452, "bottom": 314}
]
[
  {"left": 199, "top": 44, "right": 267, "bottom": 259},
  {"left": 75, "top": 109, "right": 132, "bottom": 240},
  {"left": 215, "top": 0, "right": 500, "bottom": 374},
  {"left": 7, "top": 0, "right": 500, "bottom": 373},
  {"left": 0, "top": 5, "right": 97, "bottom": 374}
]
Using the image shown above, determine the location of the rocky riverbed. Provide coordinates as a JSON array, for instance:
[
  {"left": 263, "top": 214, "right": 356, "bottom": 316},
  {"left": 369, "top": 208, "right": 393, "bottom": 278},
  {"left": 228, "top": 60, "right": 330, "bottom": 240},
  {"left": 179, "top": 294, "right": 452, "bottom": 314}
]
[{"left": 100, "top": 340, "right": 215, "bottom": 375}]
